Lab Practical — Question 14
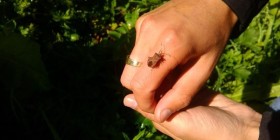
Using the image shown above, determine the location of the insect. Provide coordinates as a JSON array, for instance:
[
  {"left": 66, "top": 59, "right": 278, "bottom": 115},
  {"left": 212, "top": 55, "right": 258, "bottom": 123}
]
[{"left": 147, "top": 50, "right": 164, "bottom": 68}]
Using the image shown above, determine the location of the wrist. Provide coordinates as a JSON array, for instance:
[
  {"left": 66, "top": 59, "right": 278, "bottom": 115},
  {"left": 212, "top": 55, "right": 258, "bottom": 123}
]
[
  {"left": 208, "top": 0, "right": 238, "bottom": 38},
  {"left": 171, "top": 0, "right": 238, "bottom": 43}
]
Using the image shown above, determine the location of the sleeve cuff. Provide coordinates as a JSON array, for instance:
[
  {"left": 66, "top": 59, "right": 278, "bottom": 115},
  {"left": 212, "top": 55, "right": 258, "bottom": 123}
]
[
  {"left": 259, "top": 111, "right": 280, "bottom": 140},
  {"left": 223, "top": 0, "right": 268, "bottom": 38}
]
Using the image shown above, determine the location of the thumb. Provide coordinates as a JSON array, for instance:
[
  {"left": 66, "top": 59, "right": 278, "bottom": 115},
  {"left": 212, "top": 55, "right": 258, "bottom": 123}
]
[
  {"left": 155, "top": 84, "right": 198, "bottom": 123},
  {"left": 154, "top": 56, "right": 215, "bottom": 123}
]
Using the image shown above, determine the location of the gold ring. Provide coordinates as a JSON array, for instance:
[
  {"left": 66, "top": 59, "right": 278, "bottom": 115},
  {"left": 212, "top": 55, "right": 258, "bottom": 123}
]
[{"left": 126, "top": 55, "right": 142, "bottom": 67}]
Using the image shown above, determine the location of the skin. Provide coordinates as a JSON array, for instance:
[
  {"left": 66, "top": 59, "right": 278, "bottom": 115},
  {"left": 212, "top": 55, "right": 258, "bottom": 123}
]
[
  {"left": 124, "top": 89, "right": 261, "bottom": 140},
  {"left": 120, "top": 0, "right": 238, "bottom": 122}
]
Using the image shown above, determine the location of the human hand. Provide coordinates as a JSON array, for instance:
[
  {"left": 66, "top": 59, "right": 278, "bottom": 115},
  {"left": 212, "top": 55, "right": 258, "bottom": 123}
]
[
  {"left": 121, "top": 0, "right": 238, "bottom": 122},
  {"left": 124, "top": 89, "right": 261, "bottom": 140}
]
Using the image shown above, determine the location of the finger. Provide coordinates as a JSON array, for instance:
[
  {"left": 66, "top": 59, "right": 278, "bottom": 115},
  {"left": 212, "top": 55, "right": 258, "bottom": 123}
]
[
  {"left": 120, "top": 51, "right": 148, "bottom": 90},
  {"left": 120, "top": 9, "right": 159, "bottom": 90},
  {"left": 123, "top": 94, "right": 156, "bottom": 121},
  {"left": 120, "top": 19, "right": 155, "bottom": 90},
  {"left": 154, "top": 54, "right": 218, "bottom": 122},
  {"left": 188, "top": 88, "right": 219, "bottom": 106},
  {"left": 153, "top": 110, "right": 199, "bottom": 140},
  {"left": 121, "top": 9, "right": 169, "bottom": 90},
  {"left": 123, "top": 94, "right": 138, "bottom": 109},
  {"left": 123, "top": 94, "right": 183, "bottom": 140},
  {"left": 129, "top": 54, "right": 178, "bottom": 112}
]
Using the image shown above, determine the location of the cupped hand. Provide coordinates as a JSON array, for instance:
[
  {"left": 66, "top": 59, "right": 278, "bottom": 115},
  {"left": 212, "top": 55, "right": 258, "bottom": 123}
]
[
  {"left": 121, "top": 0, "right": 237, "bottom": 122},
  {"left": 124, "top": 89, "right": 261, "bottom": 140}
]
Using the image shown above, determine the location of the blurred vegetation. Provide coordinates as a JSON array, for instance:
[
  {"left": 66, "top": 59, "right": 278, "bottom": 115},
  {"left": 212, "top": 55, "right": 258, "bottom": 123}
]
[
  {"left": 0, "top": 0, "right": 279, "bottom": 139},
  {"left": 0, "top": 0, "right": 168, "bottom": 139},
  {"left": 209, "top": 0, "right": 280, "bottom": 112}
]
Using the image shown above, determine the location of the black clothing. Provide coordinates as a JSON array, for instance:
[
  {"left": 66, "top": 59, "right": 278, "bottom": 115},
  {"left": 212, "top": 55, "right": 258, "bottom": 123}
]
[
  {"left": 223, "top": 0, "right": 269, "bottom": 38},
  {"left": 259, "top": 111, "right": 280, "bottom": 140}
]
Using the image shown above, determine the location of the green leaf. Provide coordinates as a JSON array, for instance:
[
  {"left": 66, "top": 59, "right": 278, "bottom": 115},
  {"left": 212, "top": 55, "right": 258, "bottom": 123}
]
[
  {"left": 234, "top": 68, "right": 251, "bottom": 80},
  {"left": 70, "top": 33, "right": 79, "bottom": 42},
  {"left": 116, "top": 25, "right": 129, "bottom": 34},
  {"left": 0, "top": 31, "right": 50, "bottom": 90},
  {"left": 125, "top": 8, "right": 140, "bottom": 29},
  {"left": 237, "top": 28, "right": 259, "bottom": 47},
  {"left": 133, "top": 130, "right": 146, "bottom": 140},
  {"left": 107, "top": 30, "right": 122, "bottom": 39},
  {"left": 122, "top": 132, "right": 130, "bottom": 140}
]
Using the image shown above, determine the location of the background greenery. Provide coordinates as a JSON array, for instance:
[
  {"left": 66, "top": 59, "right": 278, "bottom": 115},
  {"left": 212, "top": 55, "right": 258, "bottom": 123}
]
[{"left": 0, "top": 0, "right": 279, "bottom": 139}]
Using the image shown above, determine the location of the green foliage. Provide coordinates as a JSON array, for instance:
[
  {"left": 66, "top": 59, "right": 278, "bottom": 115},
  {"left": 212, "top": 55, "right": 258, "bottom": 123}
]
[
  {"left": 209, "top": 0, "right": 280, "bottom": 111},
  {"left": 0, "top": 0, "right": 168, "bottom": 139},
  {"left": 0, "top": 30, "right": 50, "bottom": 90},
  {"left": 133, "top": 117, "right": 170, "bottom": 140},
  {"left": 0, "top": 0, "right": 279, "bottom": 139}
]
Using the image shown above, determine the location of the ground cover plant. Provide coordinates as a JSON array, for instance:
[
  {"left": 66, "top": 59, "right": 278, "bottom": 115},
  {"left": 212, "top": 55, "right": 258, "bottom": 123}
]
[
  {"left": 210, "top": 0, "right": 280, "bottom": 112},
  {"left": 0, "top": 0, "right": 279, "bottom": 139}
]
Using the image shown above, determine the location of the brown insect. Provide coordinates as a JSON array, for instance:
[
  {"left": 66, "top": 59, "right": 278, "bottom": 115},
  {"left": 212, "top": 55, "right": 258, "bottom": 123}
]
[{"left": 147, "top": 50, "right": 164, "bottom": 68}]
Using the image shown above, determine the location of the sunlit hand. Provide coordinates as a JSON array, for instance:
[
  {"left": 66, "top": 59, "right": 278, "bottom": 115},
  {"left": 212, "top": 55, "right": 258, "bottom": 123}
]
[
  {"left": 121, "top": 0, "right": 237, "bottom": 122},
  {"left": 124, "top": 89, "right": 261, "bottom": 140}
]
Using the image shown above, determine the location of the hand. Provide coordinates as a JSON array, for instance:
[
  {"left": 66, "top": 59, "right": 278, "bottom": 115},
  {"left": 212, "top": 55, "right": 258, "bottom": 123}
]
[
  {"left": 121, "top": 0, "right": 238, "bottom": 122},
  {"left": 124, "top": 89, "right": 262, "bottom": 140}
]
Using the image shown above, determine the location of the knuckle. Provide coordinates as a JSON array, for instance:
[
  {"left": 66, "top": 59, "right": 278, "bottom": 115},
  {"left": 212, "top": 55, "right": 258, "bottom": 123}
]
[
  {"left": 120, "top": 75, "right": 131, "bottom": 89},
  {"left": 161, "top": 29, "right": 194, "bottom": 64},
  {"left": 162, "top": 29, "right": 180, "bottom": 45},
  {"left": 130, "top": 79, "right": 145, "bottom": 92},
  {"left": 139, "top": 103, "right": 155, "bottom": 114},
  {"left": 135, "top": 15, "right": 145, "bottom": 32},
  {"left": 177, "top": 94, "right": 192, "bottom": 108},
  {"left": 136, "top": 15, "right": 156, "bottom": 33},
  {"left": 130, "top": 79, "right": 156, "bottom": 113}
]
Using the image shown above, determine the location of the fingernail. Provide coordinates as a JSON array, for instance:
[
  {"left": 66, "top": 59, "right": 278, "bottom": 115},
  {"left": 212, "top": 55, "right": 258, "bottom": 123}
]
[
  {"left": 124, "top": 97, "right": 138, "bottom": 109},
  {"left": 160, "top": 109, "right": 172, "bottom": 122}
]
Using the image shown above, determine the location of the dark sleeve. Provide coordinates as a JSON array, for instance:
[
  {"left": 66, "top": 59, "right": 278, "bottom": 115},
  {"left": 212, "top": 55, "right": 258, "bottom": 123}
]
[
  {"left": 259, "top": 111, "right": 280, "bottom": 140},
  {"left": 223, "top": 0, "right": 269, "bottom": 38}
]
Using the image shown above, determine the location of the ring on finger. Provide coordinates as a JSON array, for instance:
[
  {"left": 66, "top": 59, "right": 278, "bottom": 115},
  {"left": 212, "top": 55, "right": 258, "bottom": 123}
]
[{"left": 126, "top": 55, "right": 142, "bottom": 67}]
